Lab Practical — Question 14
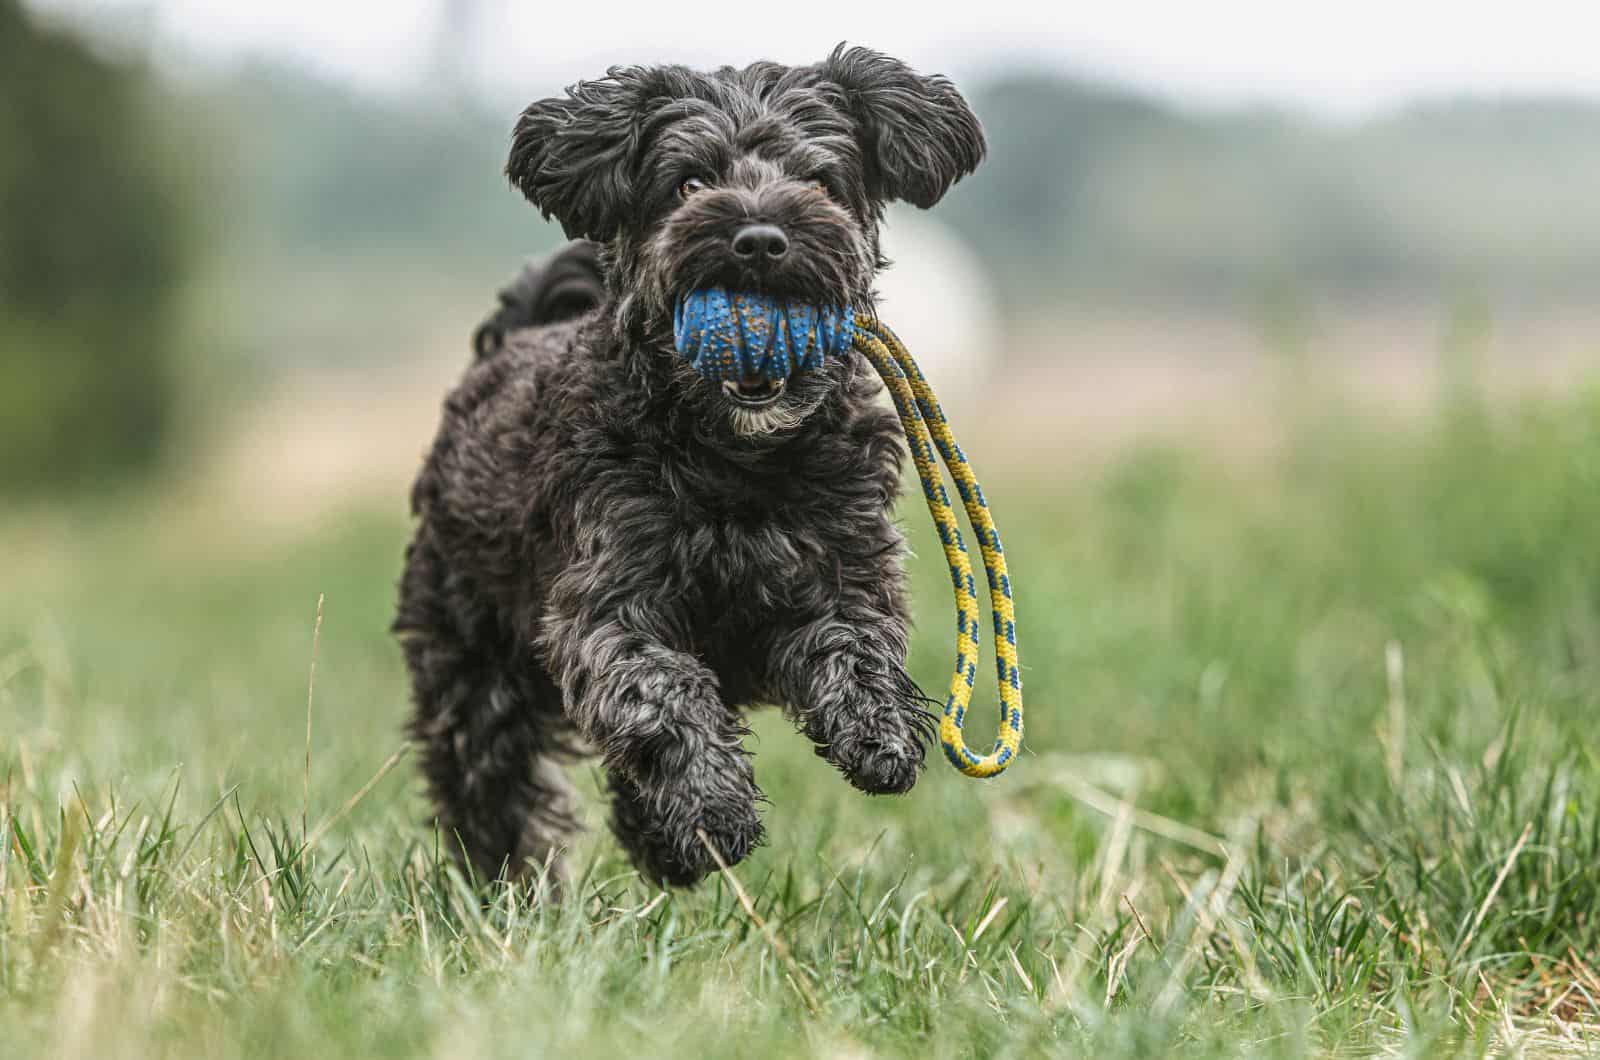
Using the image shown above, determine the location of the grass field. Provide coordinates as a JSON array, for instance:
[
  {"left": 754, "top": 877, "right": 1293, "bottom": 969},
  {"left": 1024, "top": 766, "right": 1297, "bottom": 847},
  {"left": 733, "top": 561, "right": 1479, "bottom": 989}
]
[{"left": 6, "top": 376, "right": 1600, "bottom": 1057}]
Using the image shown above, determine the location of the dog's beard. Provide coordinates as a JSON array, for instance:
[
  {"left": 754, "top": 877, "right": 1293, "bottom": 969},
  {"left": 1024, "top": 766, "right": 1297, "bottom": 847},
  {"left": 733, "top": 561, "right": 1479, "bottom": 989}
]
[
  {"left": 665, "top": 355, "right": 829, "bottom": 437},
  {"left": 727, "top": 397, "right": 818, "bottom": 437}
]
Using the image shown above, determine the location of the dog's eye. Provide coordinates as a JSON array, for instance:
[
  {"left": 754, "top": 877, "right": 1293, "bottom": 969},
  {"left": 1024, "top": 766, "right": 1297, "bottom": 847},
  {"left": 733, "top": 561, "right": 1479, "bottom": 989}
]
[
  {"left": 679, "top": 177, "right": 708, "bottom": 199},
  {"left": 805, "top": 177, "right": 830, "bottom": 198}
]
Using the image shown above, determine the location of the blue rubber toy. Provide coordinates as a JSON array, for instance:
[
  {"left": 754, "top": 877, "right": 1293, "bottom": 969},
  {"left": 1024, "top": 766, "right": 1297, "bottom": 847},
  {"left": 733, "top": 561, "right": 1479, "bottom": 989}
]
[{"left": 673, "top": 288, "right": 855, "bottom": 382}]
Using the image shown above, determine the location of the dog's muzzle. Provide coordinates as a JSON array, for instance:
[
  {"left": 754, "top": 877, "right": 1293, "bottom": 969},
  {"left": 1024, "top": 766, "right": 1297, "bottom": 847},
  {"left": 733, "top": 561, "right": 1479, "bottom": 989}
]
[{"left": 673, "top": 288, "right": 854, "bottom": 395}]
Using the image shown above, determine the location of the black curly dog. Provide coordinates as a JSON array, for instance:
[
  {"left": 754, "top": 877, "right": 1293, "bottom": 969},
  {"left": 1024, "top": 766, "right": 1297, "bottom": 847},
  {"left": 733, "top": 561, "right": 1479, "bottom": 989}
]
[{"left": 395, "top": 45, "right": 985, "bottom": 889}]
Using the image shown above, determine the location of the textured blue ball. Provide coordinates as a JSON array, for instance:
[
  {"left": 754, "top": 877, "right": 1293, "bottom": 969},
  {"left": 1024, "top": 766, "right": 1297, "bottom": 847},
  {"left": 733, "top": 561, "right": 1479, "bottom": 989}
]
[{"left": 673, "top": 288, "right": 855, "bottom": 383}]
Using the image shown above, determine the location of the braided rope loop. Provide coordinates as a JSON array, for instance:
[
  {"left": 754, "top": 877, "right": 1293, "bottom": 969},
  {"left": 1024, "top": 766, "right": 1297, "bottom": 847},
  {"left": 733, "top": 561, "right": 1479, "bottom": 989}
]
[{"left": 853, "top": 319, "right": 1024, "bottom": 779}]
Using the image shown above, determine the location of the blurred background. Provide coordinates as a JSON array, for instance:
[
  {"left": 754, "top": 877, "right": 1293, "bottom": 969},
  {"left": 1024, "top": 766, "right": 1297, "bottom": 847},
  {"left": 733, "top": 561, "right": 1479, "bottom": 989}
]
[
  {"left": 6, "top": 0, "right": 1600, "bottom": 513},
  {"left": 10, "top": 6, "right": 1600, "bottom": 1050},
  {"left": 9, "top": 0, "right": 1600, "bottom": 792},
  {"left": 6, "top": 0, "right": 1600, "bottom": 806}
]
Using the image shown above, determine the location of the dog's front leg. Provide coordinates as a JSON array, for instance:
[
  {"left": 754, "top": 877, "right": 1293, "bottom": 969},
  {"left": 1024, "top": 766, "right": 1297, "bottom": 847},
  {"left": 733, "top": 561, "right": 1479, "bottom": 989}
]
[
  {"left": 768, "top": 607, "right": 933, "bottom": 796},
  {"left": 541, "top": 559, "right": 763, "bottom": 886}
]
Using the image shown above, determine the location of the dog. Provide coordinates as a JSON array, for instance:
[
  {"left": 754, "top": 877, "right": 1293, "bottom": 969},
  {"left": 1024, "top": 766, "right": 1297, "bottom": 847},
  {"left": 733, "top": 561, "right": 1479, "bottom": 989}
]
[{"left": 395, "top": 44, "right": 985, "bottom": 889}]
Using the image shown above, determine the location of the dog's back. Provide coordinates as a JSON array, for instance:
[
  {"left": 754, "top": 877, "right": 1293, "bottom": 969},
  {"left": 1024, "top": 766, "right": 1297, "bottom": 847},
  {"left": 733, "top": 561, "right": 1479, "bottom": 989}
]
[{"left": 471, "top": 240, "right": 604, "bottom": 359}]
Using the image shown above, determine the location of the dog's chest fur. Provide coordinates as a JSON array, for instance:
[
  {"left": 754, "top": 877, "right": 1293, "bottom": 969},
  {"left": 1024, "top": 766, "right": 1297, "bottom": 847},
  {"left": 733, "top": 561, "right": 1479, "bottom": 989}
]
[{"left": 411, "top": 314, "right": 908, "bottom": 707}]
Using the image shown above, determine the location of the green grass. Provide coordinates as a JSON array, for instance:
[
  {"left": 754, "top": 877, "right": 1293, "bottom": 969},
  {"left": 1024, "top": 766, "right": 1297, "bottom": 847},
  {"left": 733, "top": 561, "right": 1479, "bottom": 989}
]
[{"left": 6, "top": 380, "right": 1600, "bottom": 1057}]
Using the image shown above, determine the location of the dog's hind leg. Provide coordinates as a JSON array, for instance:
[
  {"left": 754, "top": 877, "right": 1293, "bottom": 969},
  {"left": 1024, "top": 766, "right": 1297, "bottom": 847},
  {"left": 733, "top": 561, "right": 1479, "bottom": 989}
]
[{"left": 396, "top": 535, "right": 581, "bottom": 892}]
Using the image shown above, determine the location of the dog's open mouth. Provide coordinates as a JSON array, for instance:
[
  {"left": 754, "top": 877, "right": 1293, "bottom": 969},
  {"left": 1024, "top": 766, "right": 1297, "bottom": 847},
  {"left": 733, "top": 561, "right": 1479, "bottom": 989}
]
[{"left": 721, "top": 375, "right": 789, "bottom": 408}]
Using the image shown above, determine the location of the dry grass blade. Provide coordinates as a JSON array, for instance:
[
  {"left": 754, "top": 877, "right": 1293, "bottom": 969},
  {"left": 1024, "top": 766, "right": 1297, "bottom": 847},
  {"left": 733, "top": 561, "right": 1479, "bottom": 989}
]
[
  {"left": 1155, "top": 844, "right": 1248, "bottom": 1016},
  {"left": 696, "top": 827, "right": 820, "bottom": 1016},
  {"left": 32, "top": 798, "right": 85, "bottom": 963},
  {"left": 1007, "top": 945, "right": 1035, "bottom": 993},
  {"left": 304, "top": 745, "right": 409, "bottom": 851},
  {"left": 1478, "top": 969, "right": 1523, "bottom": 1052},
  {"left": 1566, "top": 947, "right": 1600, "bottom": 1000},
  {"left": 1097, "top": 795, "right": 1135, "bottom": 921},
  {"left": 304, "top": 593, "right": 324, "bottom": 844},
  {"left": 1105, "top": 926, "right": 1145, "bottom": 1006},
  {"left": 1458, "top": 821, "right": 1533, "bottom": 959},
  {"left": 1037, "top": 760, "right": 1229, "bottom": 858},
  {"left": 1383, "top": 639, "right": 1406, "bottom": 789},
  {"left": 972, "top": 896, "right": 1008, "bottom": 942},
  {"left": 1124, "top": 894, "right": 1155, "bottom": 948}
]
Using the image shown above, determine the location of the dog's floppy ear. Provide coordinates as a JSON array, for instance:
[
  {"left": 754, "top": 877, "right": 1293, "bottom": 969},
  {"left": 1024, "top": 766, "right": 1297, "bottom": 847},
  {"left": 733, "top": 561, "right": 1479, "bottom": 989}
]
[
  {"left": 508, "top": 66, "right": 689, "bottom": 241},
  {"left": 818, "top": 44, "right": 986, "bottom": 209}
]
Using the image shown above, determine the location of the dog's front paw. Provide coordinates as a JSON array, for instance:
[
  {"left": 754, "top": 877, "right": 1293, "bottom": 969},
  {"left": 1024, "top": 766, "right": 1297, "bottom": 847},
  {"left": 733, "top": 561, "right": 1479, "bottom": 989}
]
[
  {"left": 611, "top": 745, "right": 765, "bottom": 887},
  {"left": 643, "top": 794, "right": 765, "bottom": 888},
  {"left": 826, "top": 718, "right": 926, "bottom": 794},
  {"left": 806, "top": 671, "right": 933, "bottom": 795},
  {"left": 679, "top": 791, "right": 766, "bottom": 881}
]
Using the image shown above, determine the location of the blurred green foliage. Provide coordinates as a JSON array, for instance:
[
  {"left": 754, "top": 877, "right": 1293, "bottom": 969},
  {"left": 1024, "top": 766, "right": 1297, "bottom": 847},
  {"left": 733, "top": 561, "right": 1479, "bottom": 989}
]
[
  {"left": 181, "top": 63, "right": 549, "bottom": 377},
  {"left": 199, "top": 62, "right": 534, "bottom": 263},
  {"left": 10, "top": 18, "right": 1600, "bottom": 496},
  {"left": 942, "top": 72, "right": 1600, "bottom": 314},
  {"left": 0, "top": 0, "right": 192, "bottom": 496},
  {"left": 178, "top": 60, "right": 1600, "bottom": 371}
]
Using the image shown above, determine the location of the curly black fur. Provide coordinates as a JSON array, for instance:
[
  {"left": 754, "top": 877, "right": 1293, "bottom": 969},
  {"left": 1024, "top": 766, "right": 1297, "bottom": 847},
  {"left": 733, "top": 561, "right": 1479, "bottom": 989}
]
[{"left": 396, "top": 44, "right": 984, "bottom": 889}]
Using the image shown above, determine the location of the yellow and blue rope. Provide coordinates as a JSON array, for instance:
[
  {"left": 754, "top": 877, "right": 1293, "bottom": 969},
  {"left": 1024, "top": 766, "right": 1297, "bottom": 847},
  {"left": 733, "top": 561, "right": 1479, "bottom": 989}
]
[{"left": 853, "top": 319, "right": 1024, "bottom": 779}]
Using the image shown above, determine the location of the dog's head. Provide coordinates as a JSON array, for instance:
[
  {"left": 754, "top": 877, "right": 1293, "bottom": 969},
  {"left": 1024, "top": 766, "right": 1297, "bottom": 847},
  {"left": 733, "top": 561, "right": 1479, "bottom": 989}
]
[{"left": 507, "top": 44, "right": 984, "bottom": 436}]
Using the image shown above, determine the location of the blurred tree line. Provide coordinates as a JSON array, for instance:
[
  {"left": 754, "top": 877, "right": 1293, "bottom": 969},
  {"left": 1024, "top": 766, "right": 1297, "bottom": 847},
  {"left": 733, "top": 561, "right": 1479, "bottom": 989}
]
[
  {"left": 195, "top": 62, "right": 1600, "bottom": 364},
  {"left": 941, "top": 73, "right": 1600, "bottom": 314},
  {"left": 0, "top": 0, "right": 192, "bottom": 495},
  {"left": 9, "top": 4, "right": 1600, "bottom": 498},
  {"left": 209, "top": 64, "right": 530, "bottom": 264},
  {"left": 181, "top": 63, "right": 543, "bottom": 378}
]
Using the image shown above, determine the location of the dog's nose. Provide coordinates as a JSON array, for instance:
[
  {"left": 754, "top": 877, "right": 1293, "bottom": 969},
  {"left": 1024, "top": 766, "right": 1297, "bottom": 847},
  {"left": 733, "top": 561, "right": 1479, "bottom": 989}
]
[{"left": 731, "top": 224, "right": 789, "bottom": 261}]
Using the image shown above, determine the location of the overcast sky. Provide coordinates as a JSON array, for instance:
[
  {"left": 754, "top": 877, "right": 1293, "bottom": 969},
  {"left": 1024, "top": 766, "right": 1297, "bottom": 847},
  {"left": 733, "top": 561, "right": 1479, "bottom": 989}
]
[{"left": 38, "top": 0, "right": 1600, "bottom": 115}]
